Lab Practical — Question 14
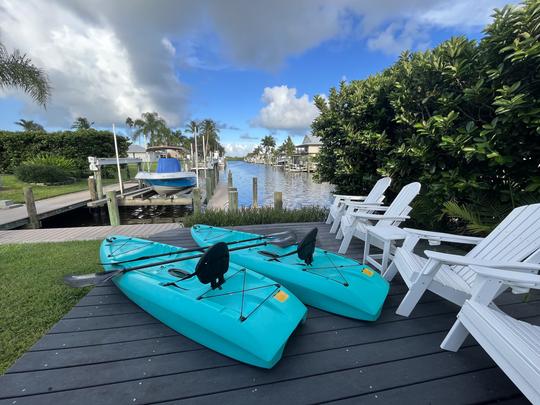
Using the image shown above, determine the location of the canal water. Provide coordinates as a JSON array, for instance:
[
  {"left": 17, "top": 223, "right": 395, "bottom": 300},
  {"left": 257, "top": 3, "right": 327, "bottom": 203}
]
[
  {"left": 40, "top": 160, "right": 334, "bottom": 228},
  {"left": 223, "top": 161, "right": 334, "bottom": 209}
]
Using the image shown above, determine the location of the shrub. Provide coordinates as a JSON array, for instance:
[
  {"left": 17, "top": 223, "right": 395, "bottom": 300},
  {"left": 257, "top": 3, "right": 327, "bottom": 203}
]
[
  {"left": 0, "top": 129, "right": 129, "bottom": 176},
  {"left": 182, "top": 206, "right": 329, "bottom": 227},
  {"left": 16, "top": 164, "right": 71, "bottom": 184},
  {"left": 24, "top": 154, "right": 78, "bottom": 175},
  {"left": 313, "top": 0, "right": 540, "bottom": 232}
]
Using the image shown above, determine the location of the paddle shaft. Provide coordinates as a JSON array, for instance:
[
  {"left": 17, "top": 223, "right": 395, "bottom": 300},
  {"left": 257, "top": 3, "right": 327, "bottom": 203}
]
[
  {"left": 115, "top": 241, "right": 269, "bottom": 274},
  {"left": 102, "top": 232, "right": 289, "bottom": 265}
]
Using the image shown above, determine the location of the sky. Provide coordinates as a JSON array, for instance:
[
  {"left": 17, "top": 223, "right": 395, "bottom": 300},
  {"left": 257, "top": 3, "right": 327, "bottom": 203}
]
[{"left": 0, "top": 0, "right": 517, "bottom": 156}]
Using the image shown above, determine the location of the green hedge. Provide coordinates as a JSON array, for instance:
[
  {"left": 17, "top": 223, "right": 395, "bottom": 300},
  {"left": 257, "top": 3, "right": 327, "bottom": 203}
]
[
  {"left": 15, "top": 164, "right": 72, "bottom": 184},
  {"left": 313, "top": 0, "right": 540, "bottom": 232},
  {"left": 0, "top": 129, "right": 129, "bottom": 176}
]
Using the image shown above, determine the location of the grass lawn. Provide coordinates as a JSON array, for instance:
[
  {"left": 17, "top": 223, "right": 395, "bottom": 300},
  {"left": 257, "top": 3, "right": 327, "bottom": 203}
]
[
  {"left": 0, "top": 240, "right": 101, "bottom": 374},
  {"left": 0, "top": 165, "right": 140, "bottom": 203}
]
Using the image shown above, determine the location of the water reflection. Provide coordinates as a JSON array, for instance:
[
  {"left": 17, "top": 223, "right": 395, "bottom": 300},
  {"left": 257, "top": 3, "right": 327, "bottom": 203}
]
[{"left": 222, "top": 161, "right": 334, "bottom": 208}]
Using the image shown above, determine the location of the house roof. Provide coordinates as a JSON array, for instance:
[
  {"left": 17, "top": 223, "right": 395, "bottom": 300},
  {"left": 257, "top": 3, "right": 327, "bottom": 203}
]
[
  {"left": 128, "top": 144, "right": 146, "bottom": 153},
  {"left": 298, "top": 134, "right": 322, "bottom": 146}
]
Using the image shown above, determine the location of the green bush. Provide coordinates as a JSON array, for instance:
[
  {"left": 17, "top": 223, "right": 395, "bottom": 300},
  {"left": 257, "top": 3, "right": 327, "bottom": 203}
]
[
  {"left": 0, "top": 129, "right": 129, "bottom": 176},
  {"left": 183, "top": 206, "right": 328, "bottom": 227},
  {"left": 15, "top": 164, "right": 72, "bottom": 184},
  {"left": 24, "top": 154, "right": 78, "bottom": 175},
  {"left": 313, "top": 0, "right": 540, "bottom": 232}
]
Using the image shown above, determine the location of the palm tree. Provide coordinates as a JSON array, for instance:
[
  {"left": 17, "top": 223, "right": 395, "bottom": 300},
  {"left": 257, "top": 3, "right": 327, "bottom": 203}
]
[
  {"left": 261, "top": 135, "right": 276, "bottom": 162},
  {"left": 185, "top": 120, "right": 200, "bottom": 159},
  {"left": 131, "top": 112, "right": 168, "bottom": 147},
  {"left": 281, "top": 136, "right": 296, "bottom": 157},
  {"left": 0, "top": 42, "right": 50, "bottom": 107},
  {"left": 201, "top": 119, "right": 225, "bottom": 156},
  {"left": 14, "top": 119, "right": 44, "bottom": 132},
  {"left": 71, "top": 117, "right": 94, "bottom": 130}
]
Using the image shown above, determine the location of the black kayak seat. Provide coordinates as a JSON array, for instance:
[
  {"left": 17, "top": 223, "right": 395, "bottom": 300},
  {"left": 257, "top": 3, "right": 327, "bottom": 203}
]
[{"left": 195, "top": 242, "right": 230, "bottom": 289}]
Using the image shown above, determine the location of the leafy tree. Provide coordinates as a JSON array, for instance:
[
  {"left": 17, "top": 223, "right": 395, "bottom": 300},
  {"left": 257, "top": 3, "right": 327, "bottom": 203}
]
[
  {"left": 14, "top": 119, "right": 44, "bottom": 132},
  {"left": 71, "top": 117, "right": 94, "bottom": 130},
  {"left": 0, "top": 42, "right": 50, "bottom": 106},
  {"left": 201, "top": 119, "right": 225, "bottom": 155},
  {"left": 313, "top": 0, "right": 540, "bottom": 232},
  {"left": 261, "top": 134, "right": 276, "bottom": 158},
  {"left": 280, "top": 136, "right": 296, "bottom": 157},
  {"left": 129, "top": 112, "right": 168, "bottom": 147}
]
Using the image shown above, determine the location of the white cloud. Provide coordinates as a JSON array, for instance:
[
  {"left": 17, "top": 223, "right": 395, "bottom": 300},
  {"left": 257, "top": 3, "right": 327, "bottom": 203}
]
[
  {"left": 223, "top": 143, "right": 255, "bottom": 157},
  {"left": 0, "top": 0, "right": 516, "bottom": 126},
  {"left": 252, "top": 85, "right": 320, "bottom": 131}
]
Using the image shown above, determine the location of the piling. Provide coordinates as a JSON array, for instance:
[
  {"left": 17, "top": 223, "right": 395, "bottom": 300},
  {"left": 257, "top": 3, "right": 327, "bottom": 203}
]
[
  {"left": 106, "top": 190, "right": 121, "bottom": 226},
  {"left": 252, "top": 177, "right": 258, "bottom": 208},
  {"left": 227, "top": 170, "right": 233, "bottom": 188},
  {"left": 274, "top": 191, "right": 283, "bottom": 210},
  {"left": 205, "top": 176, "right": 213, "bottom": 203},
  {"left": 95, "top": 167, "right": 104, "bottom": 199},
  {"left": 88, "top": 176, "right": 98, "bottom": 201},
  {"left": 228, "top": 187, "right": 238, "bottom": 211},
  {"left": 192, "top": 187, "right": 202, "bottom": 213},
  {"left": 23, "top": 187, "right": 40, "bottom": 229},
  {"left": 136, "top": 162, "right": 144, "bottom": 189}
]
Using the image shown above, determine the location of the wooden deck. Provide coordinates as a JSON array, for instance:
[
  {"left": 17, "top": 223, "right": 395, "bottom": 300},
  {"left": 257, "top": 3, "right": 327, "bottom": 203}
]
[
  {"left": 0, "top": 222, "right": 537, "bottom": 404},
  {"left": 0, "top": 182, "right": 137, "bottom": 230}
]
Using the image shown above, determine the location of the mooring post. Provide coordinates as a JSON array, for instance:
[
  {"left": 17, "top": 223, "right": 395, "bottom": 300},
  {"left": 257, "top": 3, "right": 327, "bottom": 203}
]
[
  {"left": 135, "top": 162, "right": 144, "bottom": 189},
  {"left": 106, "top": 190, "right": 121, "bottom": 226},
  {"left": 227, "top": 170, "right": 233, "bottom": 188},
  {"left": 23, "top": 187, "right": 40, "bottom": 229},
  {"left": 95, "top": 167, "right": 104, "bottom": 199},
  {"left": 88, "top": 176, "right": 98, "bottom": 201},
  {"left": 228, "top": 187, "right": 238, "bottom": 211},
  {"left": 205, "top": 176, "right": 213, "bottom": 203},
  {"left": 252, "top": 177, "right": 258, "bottom": 208},
  {"left": 274, "top": 191, "right": 283, "bottom": 210},
  {"left": 207, "top": 168, "right": 215, "bottom": 195},
  {"left": 192, "top": 187, "right": 201, "bottom": 213}
]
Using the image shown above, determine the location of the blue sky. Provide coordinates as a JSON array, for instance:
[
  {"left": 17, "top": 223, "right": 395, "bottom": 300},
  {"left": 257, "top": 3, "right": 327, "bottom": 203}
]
[{"left": 0, "top": 0, "right": 516, "bottom": 155}]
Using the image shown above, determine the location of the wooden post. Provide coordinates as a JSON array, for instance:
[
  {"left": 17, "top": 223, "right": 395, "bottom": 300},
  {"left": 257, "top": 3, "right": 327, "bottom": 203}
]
[
  {"left": 192, "top": 187, "right": 201, "bottom": 213},
  {"left": 106, "top": 190, "right": 121, "bottom": 226},
  {"left": 205, "top": 176, "right": 213, "bottom": 203},
  {"left": 227, "top": 170, "right": 233, "bottom": 188},
  {"left": 252, "top": 177, "right": 258, "bottom": 208},
  {"left": 207, "top": 168, "right": 215, "bottom": 195},
  {"left": 228, "top": 187, "right": 238, "bottom": 211},
  {"left": 23, "top": 187, "right": 40, "bottom": 229},
  {"left": 125, "top": 164, "right": 131, "bottom": 180},
  {"left": 274, "top": 191, "right": 283, "bottom": 210},
  {"left": 88, "top": 176, "right": 98, "bottom": 201},
  {"left": 136, "top": 162, "right": 143, "bottom": 189},
  {"left": 95, "top": 168, "right": 104, "bottom": 199}
]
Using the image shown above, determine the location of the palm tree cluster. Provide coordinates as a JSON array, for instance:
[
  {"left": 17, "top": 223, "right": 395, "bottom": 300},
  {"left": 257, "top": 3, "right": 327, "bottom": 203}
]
[
  {"left": 0, "top": 42, "right": 50, "bottom": 107},
  {"left": 71, "top": 117, "right": 94, "bottom": 130}
]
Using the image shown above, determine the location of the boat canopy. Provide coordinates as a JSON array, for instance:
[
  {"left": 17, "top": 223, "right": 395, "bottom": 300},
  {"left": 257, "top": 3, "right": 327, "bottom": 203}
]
[{"left": 157, "top": 157, "right": 182, "bottom": 173}]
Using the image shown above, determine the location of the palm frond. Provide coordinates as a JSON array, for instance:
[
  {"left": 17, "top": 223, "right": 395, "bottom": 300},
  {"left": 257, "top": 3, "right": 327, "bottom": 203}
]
[{"left": 0, "top": 44, "right": 51, "bottom": 106}]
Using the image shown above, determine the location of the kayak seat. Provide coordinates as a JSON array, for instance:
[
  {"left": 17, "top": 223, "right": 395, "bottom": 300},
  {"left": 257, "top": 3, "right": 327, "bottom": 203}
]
[{"left": 195, "top": 242, "right": 230, "bottom": 290}]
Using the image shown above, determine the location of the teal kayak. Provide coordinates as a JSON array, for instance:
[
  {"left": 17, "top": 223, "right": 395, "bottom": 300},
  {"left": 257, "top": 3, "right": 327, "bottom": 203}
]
[
  {"left": 100, "top": 235, "right": 307, "bottom": 368},
  {"left": 191, "top": 225, "right": 390, "bottom": 321}
]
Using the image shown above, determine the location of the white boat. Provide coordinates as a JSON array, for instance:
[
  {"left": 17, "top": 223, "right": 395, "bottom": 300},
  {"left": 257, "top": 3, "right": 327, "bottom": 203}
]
[{"left": 136, "top": 152, "right": 196, "bottom": 196}]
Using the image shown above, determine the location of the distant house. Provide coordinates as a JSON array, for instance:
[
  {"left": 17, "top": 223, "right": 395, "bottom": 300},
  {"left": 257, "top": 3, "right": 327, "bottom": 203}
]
[
  {"left": 290, "top": 135, "right": 322, "bottom": 171},
  {"left": 127, "top": 144, "right": 158, "bottom": 162}
]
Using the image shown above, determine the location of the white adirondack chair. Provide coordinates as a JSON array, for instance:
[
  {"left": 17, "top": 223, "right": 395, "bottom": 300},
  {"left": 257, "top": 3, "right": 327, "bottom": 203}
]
[
  {"left": 337, "top": 182, "right": 421, "bottom": 254},
  {"left": 384, "top": 203, "right": 540, "bottom": 317},
  {"left": 326, "top": 177, "right": 392, "bottom": 234},
  {"left": 441, "top": 265, "right": 540, "bottom": 404}
]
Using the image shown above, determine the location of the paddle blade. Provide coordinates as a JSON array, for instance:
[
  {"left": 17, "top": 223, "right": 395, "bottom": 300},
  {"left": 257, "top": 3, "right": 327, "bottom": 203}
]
[
  {"left": 63, "top": 271, "right": 120, "bottom": 288},
  {"left": 267, "top": 231, "right": 298, "bottom": 247}
]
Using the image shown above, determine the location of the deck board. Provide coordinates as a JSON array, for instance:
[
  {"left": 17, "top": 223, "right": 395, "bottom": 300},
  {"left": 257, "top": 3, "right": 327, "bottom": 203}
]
[{"left": 0, "top": 222, "right": 534, "bottom": 404}]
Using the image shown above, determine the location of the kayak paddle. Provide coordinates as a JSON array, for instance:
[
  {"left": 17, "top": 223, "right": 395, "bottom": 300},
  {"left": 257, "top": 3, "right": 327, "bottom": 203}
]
[{"left": 100, "top": 230, "right": 297, "bottom": 265}]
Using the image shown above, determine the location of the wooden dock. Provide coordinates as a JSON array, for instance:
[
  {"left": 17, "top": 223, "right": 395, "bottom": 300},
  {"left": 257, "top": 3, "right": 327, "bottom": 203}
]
[
  {"left": 0, "top": 182, "right": 137, "bottom": 230},
  {"left": 0, "top": 222, "right": 536, "bottom": 404}
]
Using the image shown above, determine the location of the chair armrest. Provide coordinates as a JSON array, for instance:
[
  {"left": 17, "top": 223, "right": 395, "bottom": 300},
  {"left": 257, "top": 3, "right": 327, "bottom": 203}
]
[
  {"left": 348, "top": 203, "right": 388, "bottom": 211},
  {"left": 351, "top": 212, "right": 410, "bottom": 221},
  {"left": 470, "top": 266, "right": 540, "bottom": 289},
  {"left": 424, "top": 250, "right": 540, "bottom": 271},
  {"left": 403, "top": 228, "right": 483, "bottom": 245},
  {"left": 333, "top": 194, "right": 367, "bottom": 201}
]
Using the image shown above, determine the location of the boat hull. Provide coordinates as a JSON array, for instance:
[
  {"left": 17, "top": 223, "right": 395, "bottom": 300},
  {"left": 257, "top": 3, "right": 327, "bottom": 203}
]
[
  {"left": 191, "top": 225, "right": 390, "bottom": 321},
  {"left": 135, "top": 172, "right": 197, "bottom": 195},
  {"left": 100, "top": 236, "right": 306, "bottom": 368}
]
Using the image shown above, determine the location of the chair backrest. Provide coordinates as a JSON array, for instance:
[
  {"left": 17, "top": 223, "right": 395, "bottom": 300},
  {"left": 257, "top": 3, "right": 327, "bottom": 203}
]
[
  {"left": 455, "top": 204, "right": 540, "bottom": 286},
  {"left": 376, "top": 182, "right": 421, "bottom": 227},
  {"left": 363, "top": 177, "right": 392, "bottom": 205}
]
